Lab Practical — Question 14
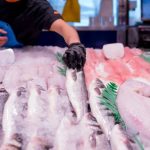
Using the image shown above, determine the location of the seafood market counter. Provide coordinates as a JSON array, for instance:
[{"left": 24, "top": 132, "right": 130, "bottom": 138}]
[{"left": 0, "top": 46, "right": 150, "bottom": 149}]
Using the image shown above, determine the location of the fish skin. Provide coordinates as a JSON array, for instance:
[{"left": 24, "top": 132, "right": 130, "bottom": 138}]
[
  {"left": 1, "top": 86, "right": 28, "bottom": 150},
  {"left": 27, "top": 80, "right": 47, "bottom": 121},
  {"left": 81, "top": 113, "right": 111, "bottom": 150},
  {"left": 26, "top": 79, "right": 69, "bottom": 150},
  {"left": 47, "top": 85, "right": 71, "bottom": 122},
  {"left": 48, "top": 86, "right": 66, "bottom": 115},
  {"left": 88, "top": 78, "right": 115, "bottom": 140},
  {"left": 65, "top": 69, "right": 88, "bottom": 123},
  {"left": 26, "top": 137, "right": 52, "bottom": 150},
  {"left": 0, "top": 88, "right": 9, "bottom": 144},
  {"left": 26, "top": 80, "right": 51, "bottom": 150},
  {"left": 53, "top": 115, "right": 77, "bottom": 150},
  {"left": 54, "top": 113, "right": 110, "bottom": 150},
  {"left": 89, "top": 79, "right": 138, "bottom": 150},
  {"left": 110, "top": 124, "right": 134, "bottom": 150}
]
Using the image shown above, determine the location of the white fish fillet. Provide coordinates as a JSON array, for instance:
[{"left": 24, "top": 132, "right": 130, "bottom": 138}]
[{"left": 116, "top": 79, "right": 150, "bottom": 147}]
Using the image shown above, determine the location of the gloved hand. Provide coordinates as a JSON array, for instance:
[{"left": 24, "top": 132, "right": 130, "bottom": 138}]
[{"left": 62, "top": 42, "right": 86, "bottom": 71}]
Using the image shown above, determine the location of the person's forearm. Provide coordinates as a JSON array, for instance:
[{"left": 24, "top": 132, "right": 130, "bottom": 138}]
[
  {"left": 60, "top": 24, "right": 80, "bottom": 45},
  {"left": 50, "top": 19, "right": 80, "bottom": 45}
]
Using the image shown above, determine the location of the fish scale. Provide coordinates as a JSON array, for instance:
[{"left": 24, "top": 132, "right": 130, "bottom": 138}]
[
  {"left": 0, "top": 88, "right": 9, "bottom": 145},
  {"left": 1, "top": 86, "right": 29, "bottom": 150},
  {"left": 88, "top": 79, "right": 115, "bottom": 140},
  {"left": 65, "top": 69, "right": 88, "bottom": 123}
]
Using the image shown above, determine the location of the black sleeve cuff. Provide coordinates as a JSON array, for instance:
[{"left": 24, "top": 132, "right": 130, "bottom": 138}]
[{"left": 43, "top": 12, "right": 62, "bottom": 30}]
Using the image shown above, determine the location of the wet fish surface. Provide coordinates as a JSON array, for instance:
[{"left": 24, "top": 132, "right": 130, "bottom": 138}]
[
  {"left": 66, "top": 69, "right": 88, "bottom": 123},
  {"left": 54, "top": 112, "right": 110, "bottom": 150},
  {"left": 88, "top": 79, "right": 115, "bottom": 140},
  {"left": 0, "top": 87, "right": 9, "bottom": 145},
  {"left": 1, "top": 86, "right": 29, "bottom": 150}
]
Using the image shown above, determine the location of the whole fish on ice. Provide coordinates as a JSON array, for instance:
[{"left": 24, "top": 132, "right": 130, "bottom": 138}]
[
  {"left": 65, "top": 69, "right": 88, "bottom": 123},
  {"left": 26, "top": 78, "right": 70, "bottom": 150},
  {"left": 54, "top": 112, "right": 110, "bottom": 150},
  {"left": 88, "top": 78, "right": 115, "bottom": 140},
  {"left": 0, "top": 88, "right": 9, "bottom": 145},
  {"left": 110, "top": 124, "right": 137, "bottom": 150},
  {"left": 88, "top": 79, "right": 138, "bottom": 149},
  {"left": 26, "top": 79, "right": 51, "bottom": 150},
  {"left": 1, "top": 86, "right": 29, "bottom": 150}
]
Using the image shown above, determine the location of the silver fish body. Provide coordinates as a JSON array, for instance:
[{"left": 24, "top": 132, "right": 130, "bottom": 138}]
[
  {"left": 88, "top": 79, "right": 115, "bottom": 140},
  {"left": 89, "top": 79, "right": 138, "bottom": 149},
  {"left": 66, "top": 69, "right": 88, "bottom": 123},
  {"left": 0, "top": 88, "right": 9, "bottom": 144},
  {"left": 54, "top": 113, "right": 110, "bottom": 150},
  {"left": 1, "top": 86, "right": 28, "bottom": 150},
  {"left": 110, "top": 124, "right": 134, "bottom": 150},
  {"left": 26, "top": 80, "right": 52, "bottom": 150}
]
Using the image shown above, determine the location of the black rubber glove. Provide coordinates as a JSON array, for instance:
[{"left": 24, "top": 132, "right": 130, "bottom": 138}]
[{"left": 62, "top": 43, "right": 86, "bottom": 71}]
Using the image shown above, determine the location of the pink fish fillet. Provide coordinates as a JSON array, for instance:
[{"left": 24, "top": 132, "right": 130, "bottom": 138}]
[
  {"left": 126, "top": 56, "right": 150, "bottom": 80},
  {"left": 84, "top": 47, "right": 150, "bottom": 87},
  {"left": 107, "top": 59, "right": 132, "bottom": 83},
  {"left": 123, "top": 47, "right": 142, "bottom": 63}
]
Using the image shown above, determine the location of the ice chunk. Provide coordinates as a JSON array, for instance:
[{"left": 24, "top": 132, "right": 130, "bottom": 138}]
[
  {"left": 102, "top": 43, "right": 124, "bottom": 59},
  {"left": 0, "top": 48, "right": 15, "bottom": 65}
]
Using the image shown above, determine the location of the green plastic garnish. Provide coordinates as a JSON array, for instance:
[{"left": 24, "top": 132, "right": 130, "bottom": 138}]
[
  {"left": 133, "top": 134, "right": 145, "bottom": 150},
  {"left": 140, "top": 54, "right": 150, "bottom": 63},
  {"left": 100, "top": 82, "right": 125, "bottom": 126},
  {"left": 100, "top": 82, "right": 144, "bottom": 149},
  {"left": 56, "top": 52, "right": 67, "bottom": 76}
]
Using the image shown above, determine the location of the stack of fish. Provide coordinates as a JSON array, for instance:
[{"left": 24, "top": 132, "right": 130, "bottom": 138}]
[
  {"left": 0, "top": 45, "right": 149, "bottom": 150},
  {"left": 0, "top": 46, "right": 109, "bottom": 150}
]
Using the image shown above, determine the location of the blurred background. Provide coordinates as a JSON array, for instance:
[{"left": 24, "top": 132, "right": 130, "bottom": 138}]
[{"left": 39, "top": 0, "right": 150, "bottom": 49}]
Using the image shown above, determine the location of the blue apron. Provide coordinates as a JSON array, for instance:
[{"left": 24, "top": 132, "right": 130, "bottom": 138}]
[{"left": 0, "top": 20, "right": 23, "bottom": 48}]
